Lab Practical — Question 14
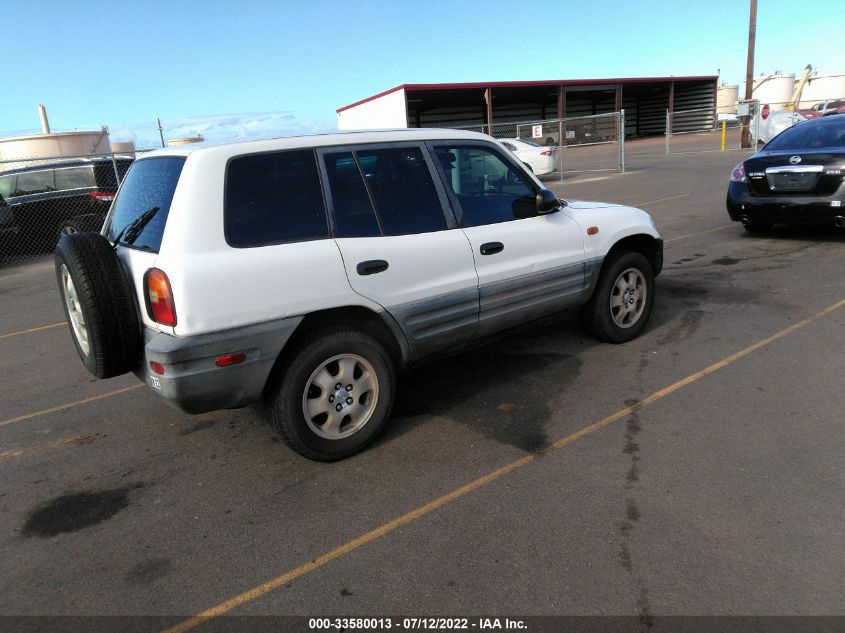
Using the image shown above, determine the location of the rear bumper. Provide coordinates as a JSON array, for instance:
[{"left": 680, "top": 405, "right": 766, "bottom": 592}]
[
  {"left": 726, "top": 182, "right": 845, "bottom": 225},
  {"left": 134, "top": 316, "right": 303, "bottom": 414}
]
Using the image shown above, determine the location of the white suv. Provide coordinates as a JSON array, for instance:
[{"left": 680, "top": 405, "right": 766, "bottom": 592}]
[{"left": 55, "top": 129, "right": 662, "bottom": 461}]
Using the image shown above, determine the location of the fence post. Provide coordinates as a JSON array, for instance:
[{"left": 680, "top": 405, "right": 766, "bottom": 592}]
[
  {"left": 110, "top": 153, "right": 120, "bottom": 188},
  {"left": 619, "top": 109, "right": 626, "bottom": 173},
  {"left": 558, "top": 120, "right": 564, "bottom": 184},
  {"left": 665, "top": 109, "right": 670, "bottom": 154}
]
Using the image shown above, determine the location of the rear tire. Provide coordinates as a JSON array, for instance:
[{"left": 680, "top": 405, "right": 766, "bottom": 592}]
[
  {"left": 581, "top": 250, "right": 655, "bottom": 344},
  {"left": 743, "top": 222, "right": 773, "bottom": 234},
  {"left": 54, "top": 232, "right": 141, "bottom": 378},
  {"left": 266, "top": 328, "right": 396, "bottom": 461}
]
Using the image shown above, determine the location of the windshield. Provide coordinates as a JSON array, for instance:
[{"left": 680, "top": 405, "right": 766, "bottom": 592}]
[
  {"left": 105, "top": 157, "right": 185, "bottom": 252},
  {"left": 765, "top": 119, "right": 845, "bottom": 151}
]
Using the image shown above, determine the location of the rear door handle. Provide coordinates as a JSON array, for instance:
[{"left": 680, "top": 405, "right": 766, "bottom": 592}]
[
  {"left": 479, "top": 242, "right": 504, "bottom": 256},
  {"left": 356, "top": 259, "right": 389, "bottom": 275}
]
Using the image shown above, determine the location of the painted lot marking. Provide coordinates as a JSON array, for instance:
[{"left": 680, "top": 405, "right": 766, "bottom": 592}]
[
  {"left": 0, "top": 434, "right": 97, "bottom": 460},
  {"left": 633, "top": 193, "right": 690, "bottom": 207},
  {"left": 0, "top": 384, "right": 144, "bottom": 428},
  {"left": 665, "top": 224, "right": 734, "bottom": 244},
  {"left": 161, "top": 296, "right": 845, "bottom": 633},
  {"left": 0, "top": 322, "right": 66, "bottom": 339}
]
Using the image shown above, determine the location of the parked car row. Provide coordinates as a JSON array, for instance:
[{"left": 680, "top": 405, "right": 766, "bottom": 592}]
[{"left": 0, "top": 157, "right": 133, "bottom": 254}]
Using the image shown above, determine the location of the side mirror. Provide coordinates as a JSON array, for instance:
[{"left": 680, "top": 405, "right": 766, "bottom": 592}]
[{"left": 536, "top": 188, "right": 561, "bottom": 215}]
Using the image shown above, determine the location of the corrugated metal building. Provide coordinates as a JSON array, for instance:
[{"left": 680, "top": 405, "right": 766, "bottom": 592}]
[{"left": 337, "top": 76, "right": 718, "bottom": 136}]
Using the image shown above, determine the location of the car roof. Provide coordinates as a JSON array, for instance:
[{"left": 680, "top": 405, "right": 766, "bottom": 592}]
[
  {"left": 134, "top": 128, "right": 496, "bottom": 161},
  {"left": 0, "top": 156, "right": 133, "bottom": 177}
]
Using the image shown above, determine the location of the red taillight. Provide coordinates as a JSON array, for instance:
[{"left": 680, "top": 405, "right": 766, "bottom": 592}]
[
  {"left": 150, "top": 361, "right": 165, "bottom": 375},
  {"left": 540, "top": 150, "right": 553, "bottom": 156},
  {"left": 89, "top": 191, "right": 115, "bottom": 202},
  {"left": 215, "top": 353, "right": 246, "bottom": 367},
  {"left": 146, "top": 268, "right": 177, "bottom": 326},
  {"left": 730, "top": 163, "right": 746, "bottom": 182}
]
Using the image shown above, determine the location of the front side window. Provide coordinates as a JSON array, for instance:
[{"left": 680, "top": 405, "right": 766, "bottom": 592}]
[
  {"left": 433, "top": 145, "right": 536, "bottom": 227},
  {"left": 106, "top": 157, "right": 185, "bottom": 252},
  {"left": 225, "top": 150, "right": 329, "bottom": 247}
]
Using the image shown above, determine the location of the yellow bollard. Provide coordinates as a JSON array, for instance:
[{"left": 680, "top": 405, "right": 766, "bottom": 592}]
[{"left": 721, "top": 120, "right": 727, "bottom": 152}]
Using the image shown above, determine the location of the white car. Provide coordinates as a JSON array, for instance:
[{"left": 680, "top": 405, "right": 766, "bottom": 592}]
[
  {"left": 55, "top": 129, "right": 662, "bottom": 461},
  {"left": 500, "top": 138, "right": 558, "bottom": 175}
]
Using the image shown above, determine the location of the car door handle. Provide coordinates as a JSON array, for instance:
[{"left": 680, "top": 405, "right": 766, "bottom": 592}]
[
  {"left": 356, "top": 259, "right": 389, "bottom": 275},
  {"left": 479, "top": 242, "right": 504, "bottom": 256}
]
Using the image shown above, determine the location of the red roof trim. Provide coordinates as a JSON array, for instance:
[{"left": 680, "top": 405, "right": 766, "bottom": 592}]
[{"left": 336, "top": 76, "right": 718, "bottom": 113}]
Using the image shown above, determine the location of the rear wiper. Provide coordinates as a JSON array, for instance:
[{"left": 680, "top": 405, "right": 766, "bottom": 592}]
[{"left": 112, "top": 206, "right": 159, "bottom": 248}]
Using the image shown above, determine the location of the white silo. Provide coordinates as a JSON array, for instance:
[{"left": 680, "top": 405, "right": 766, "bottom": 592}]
[
  {"left": 799, "top": 73, "right": 845, "bottom": 108},
  {"left": 717, "top": 85, "right": 739, "bottom": 114},
  {"left": 750, "top": 73, "right": 795, "bottom": 110}
]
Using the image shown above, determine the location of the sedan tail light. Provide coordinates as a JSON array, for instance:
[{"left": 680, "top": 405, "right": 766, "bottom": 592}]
[
  {"left": 730, "top": 163, "right": 746, "bottom": 182},
  {"left": 145, "top": 268, "right": 177, "bottom": 326},
  {"left": 540, "top": 149, "right": 555, "bottom": 156},
  {"left": 89, "top": 191, "right": 115, "bottom": 202}
]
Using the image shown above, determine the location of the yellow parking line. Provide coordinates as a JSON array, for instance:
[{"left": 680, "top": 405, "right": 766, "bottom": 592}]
[
  {"left": 665, "top": 223, "right": 734, "bottom": 244},
  {"left": 0, "top": 434, "right": 95, "bottom": 460},
  {"left": 0, "top": 384, "right": 144, "bottom": 428},
  {"left": 0, "top": 322, "right": 66, "bottom": 339},
  {"left": 633, "top": 193, "right": 690, "bottom": 207},
  {"left": 161, "top": 295, "right": 845, "bottom": 633}
]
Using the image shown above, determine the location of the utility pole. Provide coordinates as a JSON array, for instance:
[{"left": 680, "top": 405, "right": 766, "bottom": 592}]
[
  {"left": 157, "top": 118, "right": 166, "bottom": 148},
  {"left": 741, "top": 0, "right": 757, "bottom": 148}
]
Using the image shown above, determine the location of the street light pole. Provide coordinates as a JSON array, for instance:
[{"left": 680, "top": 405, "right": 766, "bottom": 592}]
[{"left": 742, "top": 0, "right": 757, "bottom": 148}]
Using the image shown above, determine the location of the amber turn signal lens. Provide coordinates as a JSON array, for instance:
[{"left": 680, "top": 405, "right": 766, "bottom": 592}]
[
  {"left": 587, "top": 226, "right": 599, "bottom": 235},
  {"left": 146, "top": 268, "right": 177, "bottom": 327}
]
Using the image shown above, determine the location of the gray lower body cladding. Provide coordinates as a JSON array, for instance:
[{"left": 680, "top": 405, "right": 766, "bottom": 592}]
[
  {"left": 390, "top": 259, "right": 603, "bottom": 360},
  {"left": 134, "top": 316, "right": 303, "bottom": 414}
]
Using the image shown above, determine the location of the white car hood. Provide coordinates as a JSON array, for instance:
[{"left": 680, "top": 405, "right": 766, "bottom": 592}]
[{"left": 564, "top": 200, "right": 623, "bottom": 209}]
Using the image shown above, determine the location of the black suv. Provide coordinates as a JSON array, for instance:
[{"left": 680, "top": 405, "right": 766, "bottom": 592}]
[{"left": 0, "top": 157, "right": 133, "bottom": 253}]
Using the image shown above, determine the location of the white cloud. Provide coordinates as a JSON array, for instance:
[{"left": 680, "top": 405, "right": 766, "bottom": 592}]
[{"left": 109, "top": 110, "right": 336, "bottom": 148}]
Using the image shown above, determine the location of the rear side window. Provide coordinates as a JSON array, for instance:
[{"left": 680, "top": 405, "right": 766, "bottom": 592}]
[
  {"left": 54, "top": 166, "right": 95, "bottom": 191},
  {"left": 225, "top": 150, "right": 328, "bottom": 247},
  {"left": 106, "top": 157, "right": 185, "bottom": 253},
  {"left": 15, "top": 170, "right": 55, "bottom": 196},
  {"left": 94, "top": 160, "right": 133, "bottom": 189},
  {"left": 325, "top": 146, "right": 447, "bottom": 238}
]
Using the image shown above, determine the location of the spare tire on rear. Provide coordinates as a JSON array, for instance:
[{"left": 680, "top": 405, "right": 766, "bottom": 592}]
[{"left": 54, "top": 232, "right": 142, "bottom": 378}]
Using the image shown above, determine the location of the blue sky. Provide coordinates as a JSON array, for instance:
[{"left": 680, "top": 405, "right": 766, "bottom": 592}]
[{"left": 4, "top": 0, "right": 843, "bottom": 147}]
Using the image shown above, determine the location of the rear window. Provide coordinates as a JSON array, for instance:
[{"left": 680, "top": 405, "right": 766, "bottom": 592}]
[
  {"left": 225, "top": 149, "right": 329, "bottom": 247},
  {"left": 765, "top": 120, "right": 845, "bottom": 151},
  {"left": 106, "top": 157, "right": 185, "bottom": 253}
]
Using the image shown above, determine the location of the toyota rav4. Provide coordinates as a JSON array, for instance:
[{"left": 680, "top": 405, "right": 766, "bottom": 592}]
[{"left": 55, "top": 129, "right": 662, "bottom": 461}]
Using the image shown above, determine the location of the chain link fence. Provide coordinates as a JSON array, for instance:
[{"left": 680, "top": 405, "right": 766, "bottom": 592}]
[
  {"left": 0, "top": 151, "right": 155, "bottom": 266},
  {"left": 444, "top": 111, "right": 626, "bottom": 182},
  {"left": 666, "top": 97, "right": 844, "bottom": 154}
]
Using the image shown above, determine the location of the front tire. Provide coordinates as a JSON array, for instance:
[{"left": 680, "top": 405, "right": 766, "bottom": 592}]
[
  {"left": 582, "top": 250, "right": 655, "bottom": 343},
  {"left": 266, "top": 328, "right": 396, "bottom": 461}
]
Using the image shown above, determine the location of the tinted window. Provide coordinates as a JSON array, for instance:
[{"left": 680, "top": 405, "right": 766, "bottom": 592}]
[
  {"left": 15, "top": 169, "right": 55, "bottom": 196},
  {"left": 357, "top": 147, "right": 446, "bottom": 235},
  {"left": 324, "top": 152, "right": 381, "bottom": 238},
  {"left": 433, "top": 146, "right": 536, "bottom": 227},
  {"left": 0, "top": 175, "right": 13, "bottom": 199},
  {"left": 54, "top": 166, "right": 95, "bottom": 191},
  {"left": 106, "top": 157, "right": 185, "bottom": 252},
  {"left": 225, "top": 150, "right": 328, "bottom": 247},
  {"left": 765, "top": 120, "right": 845, "bottom": 151}
]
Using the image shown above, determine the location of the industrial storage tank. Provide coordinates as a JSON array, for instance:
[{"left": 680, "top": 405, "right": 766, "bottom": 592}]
[
  {"left": 167, "top": 135, "right": 204, "bottom": 147},
  {"left": 0, "top": 129, "right": 112, "bottom": 170},
  {"left": 799, "top": 73, "right": 845, "bottom": 108},
  {"left": 717, "top": 85, "right": 739, "bottom": 114},
  {"left": 110, "top": 140, "right": 137, "bottom": 158},
  {"left": 751, "top": 73, "right": 795, "bottom": 110}
]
